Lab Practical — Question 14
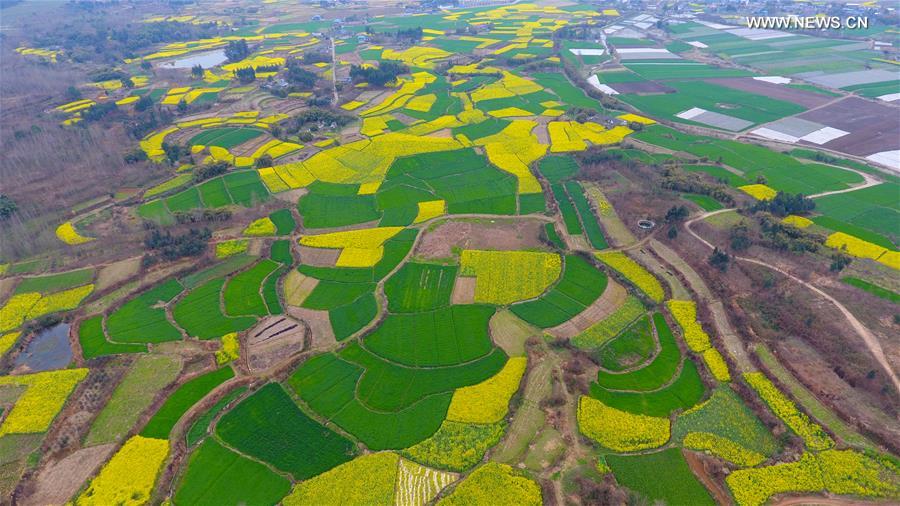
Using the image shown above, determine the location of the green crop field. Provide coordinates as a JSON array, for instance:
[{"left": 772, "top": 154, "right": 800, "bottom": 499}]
[
  {"left": 364, "top": 305, "right": 495, "bottom": 366},
  {"left": 590, "top": 358, "right": 706, "bottom": 416},
  {"left": 216, "top": 383, "right": 356, "bottom": 479},
  {"left": 511, "top": 255, "right": 608, "bottom": 328},
  {"left": 186, "top": 386, "right": 247, "bottom": 447},
  {"left": 85, "top": 354, "right": 182, "bottom": 446},
  {"left": 596, "top": 314, "right": 656, "bottom": 372},
  {"left": 594, "top": 313, "right": 681, "bottom": 391},
  {"left": 188, "top": 127, "right": 264, "bottom": 148},
  {"left": 223, "top": 259, "right": 280, "bottom": 317},
  {"left": 174, "top": 438, "right": 291, "bottom": 506},
  {"left": 106, "top": 279, "right": 183, "bottom": 343},
  {"left": 565, "top": 181, "right": 608, "bottom": 249},
  {"left": 173, "top": 278, "right": 257, "bottom": 339},
  {"left": 78, "top": 315, "right": 147, "bottom": 359},
  {"left": 608, "top": 448, "right": 715, "bottom": 505},
  {"left": 142, "top": 366, "right": 234, "bottom": 439},
  {"left": 13, "top": 268, "right": 93, "bottom": 295},
  {"left": 384, "top": 262, "right": 457, "bottom": 312}
]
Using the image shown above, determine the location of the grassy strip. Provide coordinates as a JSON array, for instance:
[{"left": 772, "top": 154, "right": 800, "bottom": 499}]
[{"left": 840, "top": 277, "right": 900, "bottom": 303}]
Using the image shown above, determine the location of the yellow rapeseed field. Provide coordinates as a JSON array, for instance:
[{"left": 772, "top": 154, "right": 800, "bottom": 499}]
[
  {"left": 460, "top": 250, "right": 561, "bottom": 305},
  {"left": 56, "top": 221, "right": 94, "bottom": 245},
  {"left": 414, "top": 200, "right": 446, "bottom": 223},
  {"left": 738, "top": 184, "right": 777, "bottom": 201},
  {"left": 595, "top": 251, "right": 664, "bottom": 303},
  {"left": 447, "top": 357, "right": 527, "bottom": 423},
  {"left": 782, "top": 215, "right": 813, "bottom": 228},
  {"left": 577, "top": 396, "right": 670, "bottom": 452},
  {"left": 76, "top": 435, "right": 170, "bottom": 506},
  {"left": 666, "top": 300, "right": 712, "bottom": 352},
  {"left": 0, "top": 368, "right": 89, "bottom": 435}
]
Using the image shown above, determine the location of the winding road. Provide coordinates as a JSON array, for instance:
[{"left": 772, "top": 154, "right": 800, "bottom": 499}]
[{"left": 684, "top": 208, "right": 900, "bottom": 395}]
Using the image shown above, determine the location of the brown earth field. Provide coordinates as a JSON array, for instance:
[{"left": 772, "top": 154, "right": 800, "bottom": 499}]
[
  {"left": 798, "top": 97, "right": 900, "bottom": 156},
  {"left": 414, "top": 218, "right": 546, "bottom": 259},
  {"left": 608, "top": 80, "right": 675, "bottom": 94},
  {"left": 705, "top": 77, "right": 833, "bottom": 109}
]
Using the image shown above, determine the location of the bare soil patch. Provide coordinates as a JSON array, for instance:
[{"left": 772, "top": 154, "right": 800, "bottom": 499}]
[
  {"left": 286, "top": 306, "right": 336, "bottom": 351},
  {"left": 414, "top": 218, "right": 545, "bottom": 259},
  {"left": 798, "top": 97, "right": 899, "bottom": 156},
  {"left": 707, "top": 78, "right": 832, "bottom": 108},
  {"left": 245, "top": 316, "right": 307, "bottom": 373},
  {"left": 20, "top": 443, "right": 115, "bottom": 506},
  {"left": 283, "top": 270, "right": 319, "bottom": 306},
  {"left": 95, "top": 256, "right": 141, "bottom": 291},
  {"left": 489, "top": 310, "right": 539, "bottom": 357},
  {"left": 608, "top": 80, "right": 675, "bottom": 94},
  {"left": 451, "top": 276, "right": 476, "bottom": 305},
  {"left": 298, "top": 246, "right": 340, "bottom": 267},
  {"left": 547, "top": 280, "right": 627, "bottom": 339}
]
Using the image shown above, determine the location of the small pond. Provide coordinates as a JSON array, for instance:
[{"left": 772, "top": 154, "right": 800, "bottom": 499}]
[
  {"left": 13, "top": 323, "right": 72, "bottom": 372},
  {"left": 158, "top": 49, "right": 227, "bottom": 69}
]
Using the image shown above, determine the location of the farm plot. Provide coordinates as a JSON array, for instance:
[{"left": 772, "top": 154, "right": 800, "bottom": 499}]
[
  {"left": 188, "top": 127, "right": 265, "bottom": 149},
  {"left": 105, "top": 279, "right": 184, "bottom": 344},
  {"left": 223, "top": 260, "right": 281, "bottom": 317},
  {"left": 813, "top": 182, "right": 899, "bottom": 246},
  {"left": 141, "top": 366, "right": 234, "bottom": 439},
  {"left": 594, "top": 313, "right": 681, "bottom": 391},
  {"left": 288, "top": 344, "right": 507, "bottom": 449},
  {"left": 217, "top": 383, "right": 356, "bottom": 480},
  {"left": 139, "top": 171, "right": 270, "bottom": 223},
  {"left": 564, "top": 181, "right": 609, "bottom": 249},
  {"left": 634, "top": 126, "right": 863, "bottom": 194},
  {"left": 364, "top": 305, "right": 496, "bottom": 367},
  {"left": 673, "top": 387, "right": 780, "bottom": 460},
  {"left": 12, "top": 268, "right": 94, "bottom": 295},
  {"left": 384, "top": 262, "right": 457, "bottom": 312},
  {"left": 458, "top": 250, "right": 561, "bottom": 305},
  {"left": 608, "top": 448, "right": 715, "bottom": 506},
  {"left": 84, "top": 354, "right": 181, "bottom": 446},
  {"left": 589, "top": 358, "right": 706, "bottom": 417},
  {"left": 706, "top": 77, "right": 833, "bottom": 108},
  {"left": 596, "top": 314, "right": 656, "bottom": 372},
  {"left": 78, "top": 316, "right": 146, "bottom": 359},
  {"left": 510, "top": 254, "right": 608, "bottom": 328},
  {"left": 379, "top": 149, "right": 519, "bottom": 219},
  {"left": 796, "top": 97, "right": 900, "bottom": 158},
  {"left": 618, "top": 80, "right": 805, "bottom": 129},
  {"left": 174, "top": 438, "right": 291, "bottom": 506},
  {"left": 297, "top": 182, "right": 381, "bottom": 229},
  {"left": 172, "top": 278, "right": 257, "bottom": 339}
]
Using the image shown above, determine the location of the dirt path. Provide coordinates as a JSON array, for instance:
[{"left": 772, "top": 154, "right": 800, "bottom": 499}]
[{"left": 685, "top": 210, "right": 900, "bottom": 395}]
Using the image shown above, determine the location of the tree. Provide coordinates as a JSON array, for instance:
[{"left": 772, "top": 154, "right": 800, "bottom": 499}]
[
  {"left": 177, "top": 98, "right": 188, "bottom": 113},
  {"left": 235, "top": 66, "right": 256, "bottom": 83},
  {"left": 191, "top": 64, "right": 204, "bottom": 78},
  {"left": 286, "top": 59, "right": 317, "bottom": 89},
  {"left": 120, "top": 77, "right": 134, "bottom": 89},
  {"left": 65, "top": 86, "right": 82, "bottom": 101},
  {"left": 349, "top": 61, "right": 408, "bottom": 87},
  {"left": 709, "top": 247, "right": 729, "bottom": 271},
  {"left": 135, "top": 95, "right": 153, "bottom": 112},
  {"left": 729, "top": 222, "right": 752, "bottom": 251},
  {"left": 664, "top": 205, "right": 689, "bottom": 223},
  {"left": 0, "top": 195, "right": 17, "bottom": 220},
  {"left": 224, "top": 39, "right": 249, "bottom": 62},
  {"left": 255, "top": 154, "right": 273, "bottom": 168}
]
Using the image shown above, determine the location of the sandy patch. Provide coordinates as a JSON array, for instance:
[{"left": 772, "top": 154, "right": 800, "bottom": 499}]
[
  {"left": 21, "top": 444, "right": 115, "bottom": 506},
  {"left": 415, "top": 218, "right": 546, "bottom": 259},
  {"left": 451, "top": 276, "right": 476, "bottom": 305},
  {"left": 95, "top": 257, "right": 142, "bottom": 291},
  {"left": 298, "top": 246, "right": 340, "bottom": 267},
  {"left": 283, "top": 270, "right": 319, "bottom": 306},
  {"left": 489, "top": 310, "right": 539, "bottom": 357},
  {"left": 286, "top": 306, "right": 336, "bottom": 350},
  {"left": 245, "top": 316, "right": 307, "bottom": 372}
]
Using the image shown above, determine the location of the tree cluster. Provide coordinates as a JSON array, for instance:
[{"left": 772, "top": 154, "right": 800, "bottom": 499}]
[
  {"left": 750, "top": 192, "right": 815, "bottom": 217},
  {"left": 143, "top": 227, "right": 211, "bottom": 262},
  {"left": 225, "top": 39, "right": 249, "bottom": 62},
  {"left": 350, "top": 61, "right": 408, "bottom": 87},
  {"left": 192, "top": 161, "right": 230, "bottom": 183}
]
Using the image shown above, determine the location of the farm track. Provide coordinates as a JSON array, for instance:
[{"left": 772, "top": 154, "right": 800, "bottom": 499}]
[{"left": 684, "top": 208, "right": 900, "bottom": 395}]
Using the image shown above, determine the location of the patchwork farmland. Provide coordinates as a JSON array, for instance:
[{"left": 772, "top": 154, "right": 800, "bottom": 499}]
[{"left": 0, "top": 1, "right": 898, "bottom": 505}]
